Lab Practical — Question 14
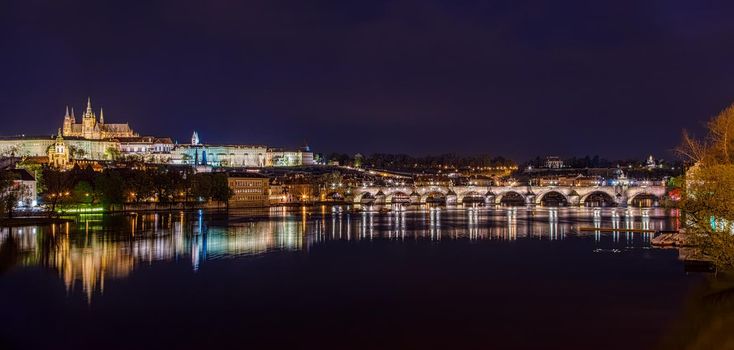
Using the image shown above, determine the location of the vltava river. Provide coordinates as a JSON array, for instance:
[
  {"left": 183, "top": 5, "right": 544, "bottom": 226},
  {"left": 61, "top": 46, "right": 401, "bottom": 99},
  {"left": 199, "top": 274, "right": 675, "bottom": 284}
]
[{"left": 0, "top": 206, "right": 718, "bottom": 349}]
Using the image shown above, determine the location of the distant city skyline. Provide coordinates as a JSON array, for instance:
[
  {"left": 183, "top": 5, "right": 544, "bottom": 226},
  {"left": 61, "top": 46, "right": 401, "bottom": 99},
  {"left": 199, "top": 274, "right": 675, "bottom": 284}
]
[{"left": 2, "top": 1, "right": 734, "bottom": 159}]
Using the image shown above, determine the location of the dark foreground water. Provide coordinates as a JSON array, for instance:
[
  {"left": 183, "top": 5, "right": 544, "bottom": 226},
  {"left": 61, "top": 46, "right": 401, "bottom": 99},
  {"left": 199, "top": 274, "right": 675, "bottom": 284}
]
[{"left": 0, "top": 206, "right": 725, "bottom": 349}]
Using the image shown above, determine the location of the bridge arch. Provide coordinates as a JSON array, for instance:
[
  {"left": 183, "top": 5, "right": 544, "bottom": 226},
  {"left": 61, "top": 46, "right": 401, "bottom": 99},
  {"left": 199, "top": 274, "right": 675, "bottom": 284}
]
[
  {"left": 352, "top": 190, "right": 373, "bottom": 203},
  {"left": 357, "top": 191, "right": 375, "bottom": 203},
  {"left": 459, "top": 190, "right": 486, "bottom": 204},
  {"left": 497, "top": 191, "right": 526, "bottom": 206},
  {"left": 628, "top": 192, "right": 660, "bottom": 207},
  {"left": 324, "top": 191, "right": 345, "bottom": 201},
  {"left": 421, "top": 191, "right": 447, "bottom": 204},
  {"left": 386, "top": 191, "right": 411, "bottom": 204},
  {"left": 537, "top": 191, "right": 568, "bottom": 206},
  {"left": 580, "top": 191, "right": 615, "bottom": 207}
]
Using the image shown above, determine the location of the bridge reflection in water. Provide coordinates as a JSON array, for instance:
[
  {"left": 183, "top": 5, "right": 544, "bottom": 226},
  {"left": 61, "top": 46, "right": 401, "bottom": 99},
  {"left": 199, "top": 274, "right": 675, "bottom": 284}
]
[{"left": 0, "top": 206, "right": 679, "bottom": 302}]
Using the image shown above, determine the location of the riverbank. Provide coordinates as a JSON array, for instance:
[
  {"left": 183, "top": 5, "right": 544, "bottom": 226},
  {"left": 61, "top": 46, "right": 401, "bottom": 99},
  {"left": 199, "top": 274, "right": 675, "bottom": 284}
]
[
  {"left": 0, "top": 217, "right": 73, "bottom": 227},
  {"left": 54, "top": 201, "right": 351, "bottom": 214}
]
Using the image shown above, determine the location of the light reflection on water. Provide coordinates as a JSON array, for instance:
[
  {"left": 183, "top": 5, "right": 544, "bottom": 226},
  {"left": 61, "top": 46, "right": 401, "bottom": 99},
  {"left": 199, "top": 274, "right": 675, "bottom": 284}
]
[{"left": 0, "top": 206, "right": 679, "bottom": 302}]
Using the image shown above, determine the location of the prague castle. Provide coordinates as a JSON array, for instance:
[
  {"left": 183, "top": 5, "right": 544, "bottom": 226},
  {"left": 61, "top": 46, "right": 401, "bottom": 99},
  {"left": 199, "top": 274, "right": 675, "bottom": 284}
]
[
  {"left": 62, "top": 98, "right": 138, "bottom": 139},
  {"left": 0, "top": 97, "right": 314, "bottom": 169}
]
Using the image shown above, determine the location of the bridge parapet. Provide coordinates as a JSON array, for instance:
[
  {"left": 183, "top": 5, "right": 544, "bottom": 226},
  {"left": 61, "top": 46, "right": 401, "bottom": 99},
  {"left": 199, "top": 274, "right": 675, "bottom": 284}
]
[{"left": 346, "top": 184, "right": 666, "bottom": 207}]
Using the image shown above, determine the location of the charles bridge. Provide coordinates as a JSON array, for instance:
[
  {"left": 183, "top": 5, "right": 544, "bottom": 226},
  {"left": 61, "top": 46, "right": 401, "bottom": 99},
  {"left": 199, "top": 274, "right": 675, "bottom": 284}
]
[{"left": 323, "top": 184, "right": 667, "bottom": 207}]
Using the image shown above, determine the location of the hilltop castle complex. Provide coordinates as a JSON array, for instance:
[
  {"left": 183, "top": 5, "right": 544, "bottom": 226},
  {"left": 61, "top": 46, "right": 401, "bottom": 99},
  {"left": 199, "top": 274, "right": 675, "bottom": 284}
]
[{"left": 0, "top": 98, "right": 314, "bottom": 169}]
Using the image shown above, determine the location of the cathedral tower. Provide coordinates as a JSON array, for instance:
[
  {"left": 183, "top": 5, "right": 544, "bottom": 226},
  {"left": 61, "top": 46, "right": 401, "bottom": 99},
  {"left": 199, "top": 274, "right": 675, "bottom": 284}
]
[
  {"left": 62, "top": 106, "right": 74, "bottom": 136},
  {"left": 60, "top": 97, "right": 137, "bottom": 139},
  {"left": 82, "top": 97, "right": 97, "bottom": 139}
]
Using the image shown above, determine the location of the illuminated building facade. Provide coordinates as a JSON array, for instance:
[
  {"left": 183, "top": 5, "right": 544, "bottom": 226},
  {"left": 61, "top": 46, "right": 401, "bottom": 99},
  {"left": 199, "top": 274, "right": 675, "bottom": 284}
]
[
  {"left": 544, "top": 156, "right": 564, "bottom": 169},
  {"left": 267, "top": 147, "right": 315, "bottom": 167},
  {"left": 7, "top": 168, "right": 37, "bottom": 207},
  {"left": 118, "top": 136, "right": 174, "bottom": 163},
  {"left": 0, "top": 134, "right": 119, "bottom": 165},
  {"left": 48, "top": 131, "right": 70, "bottom": 168},
  {"left": 171, "top": 144, "right": 268, "bottom": 167},
  {"left": 169, "top": 132, "right": 314, "bottom": 168},
  {"left": 62, "top": 98, "right": 138, "bottom": 139},
  {"left": 228, "top": 173, "right": 270, "bottom": 207}
]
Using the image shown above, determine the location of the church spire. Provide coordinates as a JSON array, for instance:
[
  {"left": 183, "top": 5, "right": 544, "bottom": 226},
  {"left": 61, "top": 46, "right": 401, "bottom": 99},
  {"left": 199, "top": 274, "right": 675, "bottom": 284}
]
[
  {"left": 65, "top": 105, "right": 70, "bottom": 118},
  {"left": 83, "top": 97, "right": 96, "bottom": 121},
  {"left": 85, "top": 97, "right": 93, "bottom": 117},
  {"left": 70, "top": 107, "right": 75, "bottom": 121},
  {"left": 99, "top": 108, "right": 104, "bottom": 123}
]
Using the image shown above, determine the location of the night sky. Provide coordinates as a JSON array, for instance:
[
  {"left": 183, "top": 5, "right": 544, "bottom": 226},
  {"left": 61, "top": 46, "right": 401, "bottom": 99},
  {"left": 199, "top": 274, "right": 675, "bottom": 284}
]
[{"left": 2, "top": 0, "right": 734, "bottom": 160}]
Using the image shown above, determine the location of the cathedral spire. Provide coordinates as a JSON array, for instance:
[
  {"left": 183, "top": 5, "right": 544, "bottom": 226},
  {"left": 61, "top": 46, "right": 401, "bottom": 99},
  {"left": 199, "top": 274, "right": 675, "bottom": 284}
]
[
  {"left": 99, "top": 108, "right": 104, "bottom": 123},
  {"left": 191, "top": 131, "right": 200, "bottom": 145},
  {"left": 65, "top": 105, "right": 70, "bottom": 118},
  {"left": 70, "top": 107, "right": 75, "bottom": 121},
  {"left": 85, "top": 97, "right": 93, "bottom": 118}
]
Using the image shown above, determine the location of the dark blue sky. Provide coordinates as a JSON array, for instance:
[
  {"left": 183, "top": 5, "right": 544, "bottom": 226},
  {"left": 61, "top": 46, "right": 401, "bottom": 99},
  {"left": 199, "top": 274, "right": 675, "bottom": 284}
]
[{"left": 2, "top": 0, "right": 733, "bottom": 160}]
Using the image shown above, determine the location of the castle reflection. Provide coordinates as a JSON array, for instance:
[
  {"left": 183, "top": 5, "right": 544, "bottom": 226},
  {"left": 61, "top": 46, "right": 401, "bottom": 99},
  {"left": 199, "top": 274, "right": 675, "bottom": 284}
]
[{"left": 0, "top": 206, "right": 678, "bottom": 302}]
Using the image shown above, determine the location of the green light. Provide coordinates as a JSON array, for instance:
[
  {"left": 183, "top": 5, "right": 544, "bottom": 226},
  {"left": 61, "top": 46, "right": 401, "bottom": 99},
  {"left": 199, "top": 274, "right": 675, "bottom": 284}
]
[{"left": 57, "top": 206, "right": 105, "bottom": 214}]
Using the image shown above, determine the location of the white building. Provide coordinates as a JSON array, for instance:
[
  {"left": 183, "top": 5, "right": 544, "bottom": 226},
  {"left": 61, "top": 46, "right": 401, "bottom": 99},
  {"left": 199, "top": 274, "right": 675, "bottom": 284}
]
[
  {"left": 544, "top": 156, "right": 564, "bottom": 169},
  {"left": 8, "top": 168, "right": 37, "bottom": 207},
  {"left": 118, "top": 136, "right": 174, "bottom": 163}
]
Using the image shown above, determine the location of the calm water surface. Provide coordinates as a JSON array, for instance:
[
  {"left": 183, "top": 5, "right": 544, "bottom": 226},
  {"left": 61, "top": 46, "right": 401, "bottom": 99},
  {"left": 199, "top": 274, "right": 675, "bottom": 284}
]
[{"left": 0, "top": 206, "right": 712, "bottom": 349}]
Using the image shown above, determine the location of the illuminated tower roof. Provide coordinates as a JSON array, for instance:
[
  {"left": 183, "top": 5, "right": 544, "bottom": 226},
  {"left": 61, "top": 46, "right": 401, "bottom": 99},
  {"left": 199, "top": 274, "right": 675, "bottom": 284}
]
[{"left": 84, "top": 97, "right": 95, "bottom": 120}]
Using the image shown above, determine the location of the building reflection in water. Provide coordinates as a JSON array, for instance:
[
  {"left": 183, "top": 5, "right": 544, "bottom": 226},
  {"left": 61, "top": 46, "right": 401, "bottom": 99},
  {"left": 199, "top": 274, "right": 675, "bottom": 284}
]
[{"left": 0, "top": 206, "right": 679, "bottom": 302}]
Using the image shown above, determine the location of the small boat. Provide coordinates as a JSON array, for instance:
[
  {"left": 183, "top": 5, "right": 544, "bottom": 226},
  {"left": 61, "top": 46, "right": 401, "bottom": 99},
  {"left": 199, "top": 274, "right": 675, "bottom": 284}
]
[{"left": 651, "top": 232, "right": 689, "bottom": 247}]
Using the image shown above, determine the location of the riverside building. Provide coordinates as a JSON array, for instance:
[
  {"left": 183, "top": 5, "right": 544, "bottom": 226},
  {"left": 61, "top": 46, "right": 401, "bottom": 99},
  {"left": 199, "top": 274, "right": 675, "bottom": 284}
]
[{"left": 228, "top": 173, "right": 270, "bottom": 207}]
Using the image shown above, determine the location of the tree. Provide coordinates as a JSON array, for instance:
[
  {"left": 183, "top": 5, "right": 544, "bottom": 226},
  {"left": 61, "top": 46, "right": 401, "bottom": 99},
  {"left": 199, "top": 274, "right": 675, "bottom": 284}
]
[
  {"left": 68, "top": 145, "right": 87, "bottom": 159},
  {"left": 211, "top": 173, "right": 233, "bottom": 208},
  {"left": 150, "top": 168, "right": 172, "bottom": 203},
  {"left": 191, "top": 173, "right": 213, "bottom": 202},
  {"left": 0, "top": 171, "right": 19, "bottom": 218},
  {"left": 680, "top": 165, "right": 734, "bottom": 268},
  {"left": 105, "top": 146, "right": 121, "bottom": 160},
  {"left": 0, "top": 145, "right": 21, "bottom": 158},
  {"left": 179, "top": 167, "right": 194, "bottom": 205},
  {"left": 42, "top": 169, "right": 72, "bottom": 214},
  {"left": 318, "top": 171, "right": 343, "bottom": 188},
  {"left": 677, "top": 102, "right": 734, "bottom": 270},
  {"left": 95, "top": 170, "right": 125, "bottom": 207},
  {"left": 72, "top": 181, "right": 94, "bottom": 205},
  {"left": 124, "top": 170, "right": 154, "bottom": 203}
]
